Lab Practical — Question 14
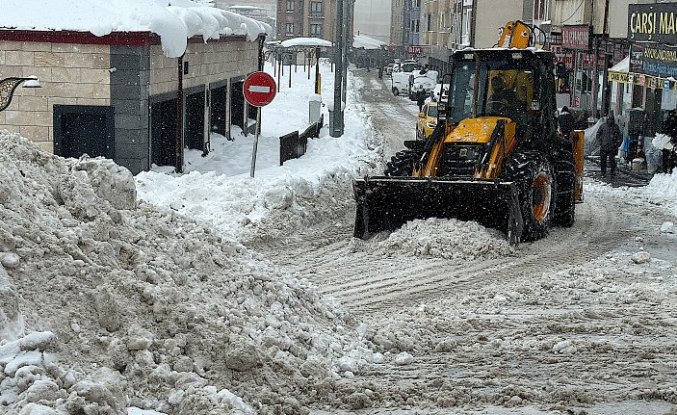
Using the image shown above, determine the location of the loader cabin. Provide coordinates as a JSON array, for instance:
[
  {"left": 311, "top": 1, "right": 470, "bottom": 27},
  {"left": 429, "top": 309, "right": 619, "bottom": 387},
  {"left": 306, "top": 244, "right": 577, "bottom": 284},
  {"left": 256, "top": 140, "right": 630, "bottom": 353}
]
[{"left": 443, "top": 49, "right": 558, "bottom": 144}]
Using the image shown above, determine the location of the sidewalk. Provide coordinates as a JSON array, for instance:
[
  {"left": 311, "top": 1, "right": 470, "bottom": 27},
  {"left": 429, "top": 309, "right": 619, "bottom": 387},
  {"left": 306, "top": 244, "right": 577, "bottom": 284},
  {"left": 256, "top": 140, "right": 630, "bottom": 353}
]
[{"left": 585, "top": 156, "right": 652, "bottom": 187}]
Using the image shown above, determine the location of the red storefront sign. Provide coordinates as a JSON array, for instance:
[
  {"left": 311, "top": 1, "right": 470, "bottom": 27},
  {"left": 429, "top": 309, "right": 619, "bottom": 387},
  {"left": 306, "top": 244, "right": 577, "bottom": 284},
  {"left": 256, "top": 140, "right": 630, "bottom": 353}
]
[{"left": 562, "top": 25, "right": 592, "bottom": 50}]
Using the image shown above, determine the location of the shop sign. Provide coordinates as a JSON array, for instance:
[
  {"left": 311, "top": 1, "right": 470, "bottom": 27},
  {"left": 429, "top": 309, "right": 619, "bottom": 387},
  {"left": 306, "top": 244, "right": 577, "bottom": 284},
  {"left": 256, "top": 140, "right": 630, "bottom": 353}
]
[
  {"left": 628, "top": 3, "right": 677, "bottom": 44},
  {"left": 630, "top": 43, "right": 644, "bottom": 73},
  {"left": 408, "top": 45, "right": 422, "bottom": 55},
  {"left": 551, "top": 43, "right": 575, "bottom": 70},
  {"left": 608, "top": 71, "right": 628, "bottom": 83},
  {"left": 562, "top": 25, "right": 591, "bottom": 50},
  {"left": 640, "top": 42, "right": 677, "bottom": 78}
]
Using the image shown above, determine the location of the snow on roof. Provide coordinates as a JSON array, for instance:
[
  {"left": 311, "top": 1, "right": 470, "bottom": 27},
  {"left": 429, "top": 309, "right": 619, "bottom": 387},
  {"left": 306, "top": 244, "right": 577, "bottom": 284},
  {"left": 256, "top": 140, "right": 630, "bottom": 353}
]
[
  {"left": 228, "top": 5, "right": 263, "bottom": 10},
  {"left": 353, "top": 33, "right": 387, "bottom": 50},
  {"left": 609, "top": 56, "right": 630, "bottom": 73},
  {"left": 0, "top": 0, "right": 271, "bottom": 58},
  {"left": 280, "top": 37, "right": 333, "bottom": 48}
]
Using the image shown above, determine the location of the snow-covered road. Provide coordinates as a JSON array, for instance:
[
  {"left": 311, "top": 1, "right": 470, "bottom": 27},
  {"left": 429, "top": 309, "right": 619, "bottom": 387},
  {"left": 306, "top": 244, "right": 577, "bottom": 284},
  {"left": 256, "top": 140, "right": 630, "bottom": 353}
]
[{"left": 256, "top": 69, "right": 677, "bottom": 414}]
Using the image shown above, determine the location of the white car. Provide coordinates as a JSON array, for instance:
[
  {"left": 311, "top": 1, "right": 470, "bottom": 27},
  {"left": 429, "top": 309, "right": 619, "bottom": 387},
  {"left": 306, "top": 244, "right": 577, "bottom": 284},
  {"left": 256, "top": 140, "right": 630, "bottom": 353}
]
[{"left": 390, "top": 61, "right": 419, "bottom": 96}]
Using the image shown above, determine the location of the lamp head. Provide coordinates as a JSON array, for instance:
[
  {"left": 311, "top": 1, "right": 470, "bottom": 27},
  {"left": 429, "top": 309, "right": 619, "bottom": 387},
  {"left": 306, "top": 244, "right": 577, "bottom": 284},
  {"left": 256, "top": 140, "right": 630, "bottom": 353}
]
[{"left": 23, "top": 76, "right": 41, "bottom": 88}]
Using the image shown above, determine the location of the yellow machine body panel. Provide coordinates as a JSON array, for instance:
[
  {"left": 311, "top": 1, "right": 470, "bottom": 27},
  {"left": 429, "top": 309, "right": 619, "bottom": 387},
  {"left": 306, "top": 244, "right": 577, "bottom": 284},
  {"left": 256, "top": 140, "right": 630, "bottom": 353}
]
[
  {"left": 497, "top": 21, "right": 532, "bottom": 49},
  {"left": 571, "top": 130, "right": 585, "bottom": 202},
  {"left": 416, "top": 117, "right": 517, "bottom": 179}
]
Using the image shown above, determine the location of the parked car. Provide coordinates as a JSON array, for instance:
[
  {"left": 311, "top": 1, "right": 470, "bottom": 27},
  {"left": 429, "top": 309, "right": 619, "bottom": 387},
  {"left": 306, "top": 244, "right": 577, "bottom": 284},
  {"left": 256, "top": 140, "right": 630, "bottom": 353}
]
[
  {"left": 416, "top": 101, "right": 439, "bottom": 140},
  {"left": 391, "top": 60, "right": 419, "bottom": 96}
]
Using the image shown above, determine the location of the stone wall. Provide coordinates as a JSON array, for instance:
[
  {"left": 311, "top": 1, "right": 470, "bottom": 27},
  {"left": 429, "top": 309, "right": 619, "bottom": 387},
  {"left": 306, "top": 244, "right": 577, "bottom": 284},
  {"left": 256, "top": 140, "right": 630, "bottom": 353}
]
[
  {"left": 149, "top": 38, "right": 259, "bottom": 96},
  {"left": 0, "top": 41, "right": 111, "bottom": 153}
]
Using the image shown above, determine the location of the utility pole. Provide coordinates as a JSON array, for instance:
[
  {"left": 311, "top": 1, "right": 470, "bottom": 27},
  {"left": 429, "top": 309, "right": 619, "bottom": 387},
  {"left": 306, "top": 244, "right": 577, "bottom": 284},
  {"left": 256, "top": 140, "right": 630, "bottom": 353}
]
[
  {"left": 331, "top": 0, "right": 345, "bottom": 137},
  {"left": 341, "top": 0, "right": 349, "bottom": 105}
]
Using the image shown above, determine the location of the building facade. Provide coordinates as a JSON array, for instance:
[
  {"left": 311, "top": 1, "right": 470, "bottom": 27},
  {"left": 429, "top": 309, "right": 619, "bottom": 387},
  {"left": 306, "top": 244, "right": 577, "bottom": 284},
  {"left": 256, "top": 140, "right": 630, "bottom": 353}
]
[
  {"left": 608, "top": 2, "right": 676, "bottom": 149},
  {"left": 0, "top": 32, "right": 262, "bottom": 174},
  {"left": 391, "top": 0, "right": 408, "bottom": 49},
  {"left": 408, "top": 0, "right": 422, "bottom": 46},
  {"left": 277, "top": 0, "right": 355, "bottom": 46}
]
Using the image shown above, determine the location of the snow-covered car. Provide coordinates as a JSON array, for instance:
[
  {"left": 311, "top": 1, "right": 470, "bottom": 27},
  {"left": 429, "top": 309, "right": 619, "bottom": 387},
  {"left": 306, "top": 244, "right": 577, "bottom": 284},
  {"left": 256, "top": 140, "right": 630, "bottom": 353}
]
[{"left": 408, "top": 70, "right": 439, "bottom": 100}]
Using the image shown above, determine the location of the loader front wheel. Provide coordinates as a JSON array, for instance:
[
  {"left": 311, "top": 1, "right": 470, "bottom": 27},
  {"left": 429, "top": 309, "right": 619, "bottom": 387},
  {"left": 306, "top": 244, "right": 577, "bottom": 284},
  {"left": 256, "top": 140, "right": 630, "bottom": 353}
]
[
  {"left": 384, "top": 149, "right": 421, "bottom": 177},
  {"left": 506, "top": 153, "right": 556, "bottom": 241}
]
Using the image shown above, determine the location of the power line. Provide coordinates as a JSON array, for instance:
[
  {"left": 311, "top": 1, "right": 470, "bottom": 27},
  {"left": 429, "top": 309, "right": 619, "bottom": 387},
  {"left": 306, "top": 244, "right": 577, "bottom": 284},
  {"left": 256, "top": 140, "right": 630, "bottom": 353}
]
[{"left": 560, "top": 0, "right": 586, "bottom": 25}]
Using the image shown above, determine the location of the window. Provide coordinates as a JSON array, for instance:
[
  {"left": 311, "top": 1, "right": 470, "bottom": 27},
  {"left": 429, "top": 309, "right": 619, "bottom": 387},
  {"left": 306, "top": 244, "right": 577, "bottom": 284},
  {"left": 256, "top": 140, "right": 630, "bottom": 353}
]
[
  {"left": 310, "top": 24, "right": 322, "bottom": 37},
  {"left": 427, "top": 13, "right": 432, "bottom": 31},
  {"left": 416, "top": 19, "right": 420, "bottom": 33},
  {"left": 310, "top": 1, "right": 323, "bottom": 17},
  {"left": 286, "top": 0, "right": 294, "bottom": 12},
  {"left": 286, "top": 23, "right": 295, "bottom": 34}
]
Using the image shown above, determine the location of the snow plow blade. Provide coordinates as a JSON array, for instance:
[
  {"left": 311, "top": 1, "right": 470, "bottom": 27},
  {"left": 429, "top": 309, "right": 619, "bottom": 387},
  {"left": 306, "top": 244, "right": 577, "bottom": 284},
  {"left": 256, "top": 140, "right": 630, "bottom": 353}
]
[{"left": 353, "top": 176, "right": 524, "bottom": 245}]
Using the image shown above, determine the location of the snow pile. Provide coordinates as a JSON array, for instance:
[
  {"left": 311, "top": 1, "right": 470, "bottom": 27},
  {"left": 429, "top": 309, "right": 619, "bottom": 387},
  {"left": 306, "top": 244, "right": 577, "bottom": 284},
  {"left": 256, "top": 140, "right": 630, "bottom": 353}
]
[
  {"left": 0, "top": 0, "right": 271, "bottom": 58},
  {"left": 652, "top": 133, "right": 674, "bottom": 150},
  {"left": 640, "top": 171, "right": 677, "bottom": 216},
  {"left": 353, "top": 34, "right": 387, "bottom": 50},
  {"left": 353, "top": 218, "right": 515, "bottom": 260},
  {"left": 0, "top": 132, "right": 379, "bottom": 414}
]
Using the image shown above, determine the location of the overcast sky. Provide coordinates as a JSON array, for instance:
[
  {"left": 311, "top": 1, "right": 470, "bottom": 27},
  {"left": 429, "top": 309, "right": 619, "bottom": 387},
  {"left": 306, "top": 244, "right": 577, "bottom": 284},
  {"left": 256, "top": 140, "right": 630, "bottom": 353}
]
[{"left": 354, "top": 0, "right": 391, "bottom": 43}]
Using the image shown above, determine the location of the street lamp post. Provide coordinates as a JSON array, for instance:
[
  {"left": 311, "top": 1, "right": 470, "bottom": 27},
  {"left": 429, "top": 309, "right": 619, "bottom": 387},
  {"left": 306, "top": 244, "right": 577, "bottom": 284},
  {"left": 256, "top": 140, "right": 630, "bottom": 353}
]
[
  {"left": 331, "top": 0, "right": 345, "bottom": 137},
  {"left": 0, "top": 76, "right": 42, "bottom": 112}
]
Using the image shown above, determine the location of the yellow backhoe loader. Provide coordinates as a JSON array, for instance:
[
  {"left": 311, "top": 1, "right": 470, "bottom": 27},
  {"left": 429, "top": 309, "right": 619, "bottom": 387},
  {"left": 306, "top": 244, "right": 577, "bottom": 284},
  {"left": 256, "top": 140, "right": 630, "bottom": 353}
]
[{"left": 353, "top": 21, "right": 584, "bottom": 244}]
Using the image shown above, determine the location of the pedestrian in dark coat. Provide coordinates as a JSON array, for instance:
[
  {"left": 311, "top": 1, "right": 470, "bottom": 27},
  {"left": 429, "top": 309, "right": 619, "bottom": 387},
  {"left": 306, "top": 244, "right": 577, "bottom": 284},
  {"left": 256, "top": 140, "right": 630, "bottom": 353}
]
[
  {"left": 596, "top": 114, "right": 623, "bottom": 177},
  {"left": 416, "top": 89, "right": 426, "bottom": 112},
  {"left": 661, "top": 109, "right": 677, "bottom": 173},
  {"left": 558, "top": 106, "right": 575, "bottom": 139}
]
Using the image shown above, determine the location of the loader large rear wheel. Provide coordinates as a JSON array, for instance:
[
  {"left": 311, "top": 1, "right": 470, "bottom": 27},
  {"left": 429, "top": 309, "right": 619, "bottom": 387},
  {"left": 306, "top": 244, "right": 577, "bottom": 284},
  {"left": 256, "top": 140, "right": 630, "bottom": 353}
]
[
  {"left": 384, "top": 149, "right": 420, "bottom": 177},
  {"left": 505, "top": 152, "right": 557, "bottom": 241}
]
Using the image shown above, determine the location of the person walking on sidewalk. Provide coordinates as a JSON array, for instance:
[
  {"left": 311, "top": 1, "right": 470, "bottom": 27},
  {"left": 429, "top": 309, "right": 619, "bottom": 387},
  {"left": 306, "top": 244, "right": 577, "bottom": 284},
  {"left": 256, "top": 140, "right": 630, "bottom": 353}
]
[
  {"left": 558, "top": 106, "right": 575, "bottom": 139},
  {"left": 596, "top": 113, "right": 623, "bottom": 178}
]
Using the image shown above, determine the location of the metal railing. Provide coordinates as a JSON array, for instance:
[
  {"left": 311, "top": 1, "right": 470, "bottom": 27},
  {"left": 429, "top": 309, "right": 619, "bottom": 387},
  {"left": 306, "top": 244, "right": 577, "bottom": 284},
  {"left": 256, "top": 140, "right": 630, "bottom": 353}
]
[{"left": 279, "top": 114, "right": 324, "bottom": 165}]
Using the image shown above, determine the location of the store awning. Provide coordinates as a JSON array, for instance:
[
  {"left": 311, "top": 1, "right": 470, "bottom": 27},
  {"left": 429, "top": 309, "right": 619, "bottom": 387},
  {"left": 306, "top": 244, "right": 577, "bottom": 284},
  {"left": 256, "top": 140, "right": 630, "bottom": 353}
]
[{"left": 609, "top": 56, "right": 629, "bottom": 73}]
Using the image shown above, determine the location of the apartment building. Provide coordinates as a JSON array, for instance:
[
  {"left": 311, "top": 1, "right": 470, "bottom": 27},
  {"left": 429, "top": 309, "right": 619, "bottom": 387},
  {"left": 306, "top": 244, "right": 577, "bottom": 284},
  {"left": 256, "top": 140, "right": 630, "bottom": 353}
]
[
  {"left": 420, "top": 0, "right": 450, "bottom": 70},
  {"left": 408, "top": 0, "right": 422, "bottom": 46},
  {"left": 391, "top": 0, "right": 408, "bottom": 48},
  {"left": 277, "top": 0, "right": 355, "bottom": 45}
]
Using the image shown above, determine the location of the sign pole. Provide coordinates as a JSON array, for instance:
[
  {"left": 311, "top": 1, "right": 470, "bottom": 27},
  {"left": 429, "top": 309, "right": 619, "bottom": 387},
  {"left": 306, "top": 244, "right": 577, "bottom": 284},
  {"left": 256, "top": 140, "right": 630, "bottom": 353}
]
[{"left": 250, "top": 106, "right": 262, "bottom": 177}]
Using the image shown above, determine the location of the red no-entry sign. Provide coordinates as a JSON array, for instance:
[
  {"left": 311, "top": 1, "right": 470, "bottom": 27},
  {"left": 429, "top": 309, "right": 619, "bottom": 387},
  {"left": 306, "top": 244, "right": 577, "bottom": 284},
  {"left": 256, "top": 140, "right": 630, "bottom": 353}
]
[{"left": 243, "top": 71, "right": 277, "bottom": 107}]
